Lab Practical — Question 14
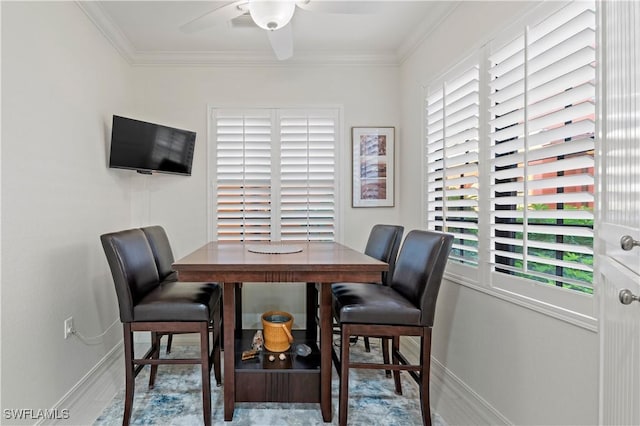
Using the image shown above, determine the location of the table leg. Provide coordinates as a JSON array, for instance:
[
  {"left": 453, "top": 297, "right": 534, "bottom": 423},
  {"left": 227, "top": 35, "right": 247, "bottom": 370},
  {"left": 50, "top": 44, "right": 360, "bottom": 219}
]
[
  {"left": 306, "top": 282, "right": 318, "bottom": 342},
  {"left": 223, "top": 282, "right": 236, "bottom": 421},
  {"left": 319, "top": 282, "right": 333, "bottom": 422},
  {"left": 235, "top": 283, "right": 242, "bottom": 333}
]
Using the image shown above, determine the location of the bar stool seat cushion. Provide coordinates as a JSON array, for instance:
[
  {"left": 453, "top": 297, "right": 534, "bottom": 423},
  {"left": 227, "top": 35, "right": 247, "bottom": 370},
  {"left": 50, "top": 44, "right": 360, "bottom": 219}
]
[
  {"left": 134, "top": 281, "right": 221, "bottom": 322},
  {"left": 332, "top": 283, "right": 420, "bottom": 326}
]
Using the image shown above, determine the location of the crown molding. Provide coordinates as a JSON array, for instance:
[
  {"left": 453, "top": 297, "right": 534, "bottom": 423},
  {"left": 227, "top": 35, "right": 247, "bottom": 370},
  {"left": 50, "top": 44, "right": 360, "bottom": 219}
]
[
  {"left": 76, "top": 1, "right": 402, "bottom": 67},
  {"left": 129, "top": 50, "right": 400, "bottom": 67},
  {"left": 76, "top": 1, "right": 137, "bottom": 64},
  {"left": 397, "top": 1, "right": 461, "bottom": 64}
]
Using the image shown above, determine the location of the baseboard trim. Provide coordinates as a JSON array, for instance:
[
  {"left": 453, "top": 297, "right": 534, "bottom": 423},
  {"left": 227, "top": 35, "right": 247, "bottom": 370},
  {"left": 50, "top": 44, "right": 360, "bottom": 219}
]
[
  {"left": 40, "top": 341, "right": 124, "bottom": 426},
  {"left": 403, "top": 337, "right": 511, "bottom": 426}
]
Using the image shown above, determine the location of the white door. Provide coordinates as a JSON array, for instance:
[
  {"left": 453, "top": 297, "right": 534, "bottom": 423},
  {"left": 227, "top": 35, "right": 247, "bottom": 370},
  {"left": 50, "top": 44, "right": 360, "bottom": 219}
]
[{"left": 598, "top": 1, "right": 640, "bottom": 424}]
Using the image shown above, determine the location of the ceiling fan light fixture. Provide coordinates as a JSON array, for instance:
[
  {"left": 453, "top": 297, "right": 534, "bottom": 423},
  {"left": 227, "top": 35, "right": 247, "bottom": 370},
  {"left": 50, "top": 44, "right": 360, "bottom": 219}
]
[{"left": 249, "top": 0, "right": 296, "bottom": 31}]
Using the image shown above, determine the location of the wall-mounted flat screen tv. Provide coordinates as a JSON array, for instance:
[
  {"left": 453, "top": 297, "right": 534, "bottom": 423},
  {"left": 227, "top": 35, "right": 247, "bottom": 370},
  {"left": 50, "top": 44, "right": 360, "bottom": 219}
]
[{"left": 109, "top": 115, "right": 196, "bottom": 176}]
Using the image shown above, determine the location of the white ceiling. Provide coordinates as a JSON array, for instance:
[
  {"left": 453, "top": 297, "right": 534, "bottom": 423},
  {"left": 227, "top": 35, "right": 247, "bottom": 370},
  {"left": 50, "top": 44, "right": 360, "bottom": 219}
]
[{"left": 79, "top": 1, "right": 458, "bottom": 65}]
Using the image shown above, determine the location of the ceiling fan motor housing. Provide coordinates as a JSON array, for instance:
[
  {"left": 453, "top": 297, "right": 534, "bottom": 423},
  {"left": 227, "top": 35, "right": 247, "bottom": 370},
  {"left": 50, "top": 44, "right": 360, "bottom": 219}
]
[{"left": 249, "top": 0, "right": 296, "bottom": 31}]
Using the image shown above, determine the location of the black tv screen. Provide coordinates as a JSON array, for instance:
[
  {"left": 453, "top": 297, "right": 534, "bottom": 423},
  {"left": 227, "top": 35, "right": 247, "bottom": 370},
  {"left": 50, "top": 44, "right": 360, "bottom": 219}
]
[{"left": 109, "top": 115, "right": 196, "bottom": 176}]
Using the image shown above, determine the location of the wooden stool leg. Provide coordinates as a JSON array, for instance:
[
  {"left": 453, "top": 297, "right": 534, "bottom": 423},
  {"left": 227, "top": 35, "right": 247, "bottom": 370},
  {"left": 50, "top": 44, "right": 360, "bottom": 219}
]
[
  {"left": 421, "top": 328, "right": 432, "bottom": 426},
  {"left": 382, "top": 337, "right": 392, "bottom": 378},
  {"left": 339, "top": 324, "right": 351, "bottom": 426},
  {"left": 364, "top": 336, "right": 371, "bottom": 352},
  {"left": 165, "top": 333, "right": 173, "bottom": 354},
  {"left": 200, "top": 322, "right": 212, "bottom": 426},
  {"left": 212, "top": 310, "right": 222, "bottom": 386},
  {"left": 392, "top": 335, "right": 402, "bottom": 395},
  {"left": 149, "top": 332, "right": 160, "bottom": 389},
  {"left": 420, "top": 327, "right": 431, "bottom": 426},
  {"left": 123, "top": 324, "right": 135, "bottom": 426}
]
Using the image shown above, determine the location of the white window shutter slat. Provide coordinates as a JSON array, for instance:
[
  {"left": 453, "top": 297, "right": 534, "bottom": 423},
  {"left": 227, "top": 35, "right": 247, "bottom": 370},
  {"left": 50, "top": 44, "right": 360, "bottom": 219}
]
[
  {"left": 488, "top": 1, "right": 595, "bottom": 292},
  {"left": 214, "top": 108, "right": 338, "bottom": 242},
  {"left": 214, "top": 110, "right": 272, "bottom": 241},
  {"left": 425, "top": 64, "right": 480, "bottom": 266},
  {"left": 279, "top": 111, "right": 337, "bottom": 242}
]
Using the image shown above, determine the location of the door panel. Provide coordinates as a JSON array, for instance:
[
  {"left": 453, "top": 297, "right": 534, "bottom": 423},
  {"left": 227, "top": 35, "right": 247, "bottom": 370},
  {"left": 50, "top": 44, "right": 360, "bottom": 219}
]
[
  {"left": 598, "top": 0, "right": 640, "bottom": 424},
  {"left": 599, "top": 254, "right": 640, "bottom": 425}
]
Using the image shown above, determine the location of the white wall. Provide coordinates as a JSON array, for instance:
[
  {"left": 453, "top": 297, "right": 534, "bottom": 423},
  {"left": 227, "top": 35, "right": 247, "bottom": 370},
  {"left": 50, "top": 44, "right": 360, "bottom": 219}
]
[
  {"left": 1, "top": 2, "right": 133, "bottom": 422},
  {"left": 399, "top": 2, "right": 599, "bottom": 424},
  {"left": 129, "top": 65, "right": 402, "bottom": 325}
]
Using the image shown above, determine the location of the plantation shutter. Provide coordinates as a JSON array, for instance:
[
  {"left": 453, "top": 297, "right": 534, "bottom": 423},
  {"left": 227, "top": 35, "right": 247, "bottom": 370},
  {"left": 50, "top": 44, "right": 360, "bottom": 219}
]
[
  {"left": 212, "top": 108, "right": 339, "bottom": 242},
  {"left": 488, "top": 1, "right": 595, "bottom": 291},
  {"left": 214, "top": 110, "right": 273, "bottom": 241},
  {"left": 426, "top": 65, "right": 480, "bottom": 266},
  {"left": 279, "top": 110, "right": 337, "bottom": 241}
]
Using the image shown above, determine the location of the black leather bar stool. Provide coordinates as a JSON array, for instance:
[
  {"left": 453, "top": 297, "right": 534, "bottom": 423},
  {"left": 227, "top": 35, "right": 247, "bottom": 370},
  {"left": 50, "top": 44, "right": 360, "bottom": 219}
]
[
  {"left": 332, "top": 230, "right": 453, "bottom": 426},
  {"left": 101, "top": 228, "right": 222, "bottom": 426},
  {"left": 331, "top": 224, "right": 404, "bottom": 374},
  {"left": 141, "top": 225, "right": 179, "bottom": 355}
]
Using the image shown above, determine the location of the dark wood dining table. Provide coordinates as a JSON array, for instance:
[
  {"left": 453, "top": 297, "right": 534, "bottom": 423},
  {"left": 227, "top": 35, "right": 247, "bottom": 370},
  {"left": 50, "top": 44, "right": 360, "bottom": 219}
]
[{"left": 172, "top": 240, "right": 387, "bottom": 422}]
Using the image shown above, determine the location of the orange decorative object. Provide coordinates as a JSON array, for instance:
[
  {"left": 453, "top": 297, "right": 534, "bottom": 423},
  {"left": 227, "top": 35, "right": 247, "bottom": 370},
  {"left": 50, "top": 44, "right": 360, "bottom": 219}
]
[{"left": 261, "top": 311, "right": 294, "bottom": 352}]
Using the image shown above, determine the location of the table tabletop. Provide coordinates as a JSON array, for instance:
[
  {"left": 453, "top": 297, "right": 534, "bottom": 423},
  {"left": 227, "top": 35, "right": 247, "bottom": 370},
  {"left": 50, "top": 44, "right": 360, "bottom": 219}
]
[
  {"left": 173, "top": 241, "right": 387, "bottom": 282},
  {"left": 172, "top": 240, "right": 387, "bottom": 422}
]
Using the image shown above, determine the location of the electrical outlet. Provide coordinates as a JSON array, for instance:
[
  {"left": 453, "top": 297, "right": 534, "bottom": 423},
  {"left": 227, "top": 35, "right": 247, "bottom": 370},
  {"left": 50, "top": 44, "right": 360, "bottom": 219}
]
[{"left": 64, "top": 317, "right": 74, "bottom": 339}]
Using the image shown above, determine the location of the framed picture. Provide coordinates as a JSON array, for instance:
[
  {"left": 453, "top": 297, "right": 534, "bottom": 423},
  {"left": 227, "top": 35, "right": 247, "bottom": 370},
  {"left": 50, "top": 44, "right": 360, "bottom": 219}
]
[{"left": 352, "top": 127, "right": 395, "bottom": 207}]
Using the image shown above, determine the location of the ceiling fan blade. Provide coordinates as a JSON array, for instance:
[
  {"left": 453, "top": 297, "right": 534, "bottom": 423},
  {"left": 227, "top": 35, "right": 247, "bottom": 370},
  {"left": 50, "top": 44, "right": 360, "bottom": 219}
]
[
  {"left": 295, "top": 0, "right": 379, "bottom": 15},
  {"left": 180, "top": 1, "right": 248, "bottom": 33},
  {"left": 266, "top": 24, "right": 294, "bottom": 60}
]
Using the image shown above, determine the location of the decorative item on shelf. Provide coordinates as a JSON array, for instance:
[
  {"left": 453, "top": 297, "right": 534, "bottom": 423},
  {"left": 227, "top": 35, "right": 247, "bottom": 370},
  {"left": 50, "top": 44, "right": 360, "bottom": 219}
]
[
  {"left": 352, "top": 126, "right": 395, "bottom": 207},
  {"left": 266, "top": 353, "right": 288, "bottom": 362},
  {"left": 263, "top": 352, "right": 293, "bottom": 369},
  {"left": 251, "top": 330, "right": 264, "bottom": 351},
  {"left": 295, "top": 343, "right": 312, "bottom": 357},
  {"left": 261, "top": 310, "right": 294, "bottom": 352},
  {"left": 241, "top": 349, "right": 258, "bottom": 361}
]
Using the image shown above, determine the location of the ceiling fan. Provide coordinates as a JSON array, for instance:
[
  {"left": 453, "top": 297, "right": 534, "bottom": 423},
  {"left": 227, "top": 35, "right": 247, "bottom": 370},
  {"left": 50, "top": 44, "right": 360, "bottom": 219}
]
[{"left": 180, "top": 0, "right": 375, "bottom": 60}]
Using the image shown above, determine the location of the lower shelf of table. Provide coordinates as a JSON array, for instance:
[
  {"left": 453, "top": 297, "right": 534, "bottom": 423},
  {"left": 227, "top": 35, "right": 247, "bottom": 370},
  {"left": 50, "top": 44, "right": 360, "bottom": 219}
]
[{"left": 234, "top": 329, "right": 320, "bottom": 403}]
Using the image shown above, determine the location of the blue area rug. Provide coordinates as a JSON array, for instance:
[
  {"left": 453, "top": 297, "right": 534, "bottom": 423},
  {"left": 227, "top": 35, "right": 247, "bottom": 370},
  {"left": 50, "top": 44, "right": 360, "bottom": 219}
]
[{"left": 95, "top": 339, "right": 445, "bottom": 425}]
